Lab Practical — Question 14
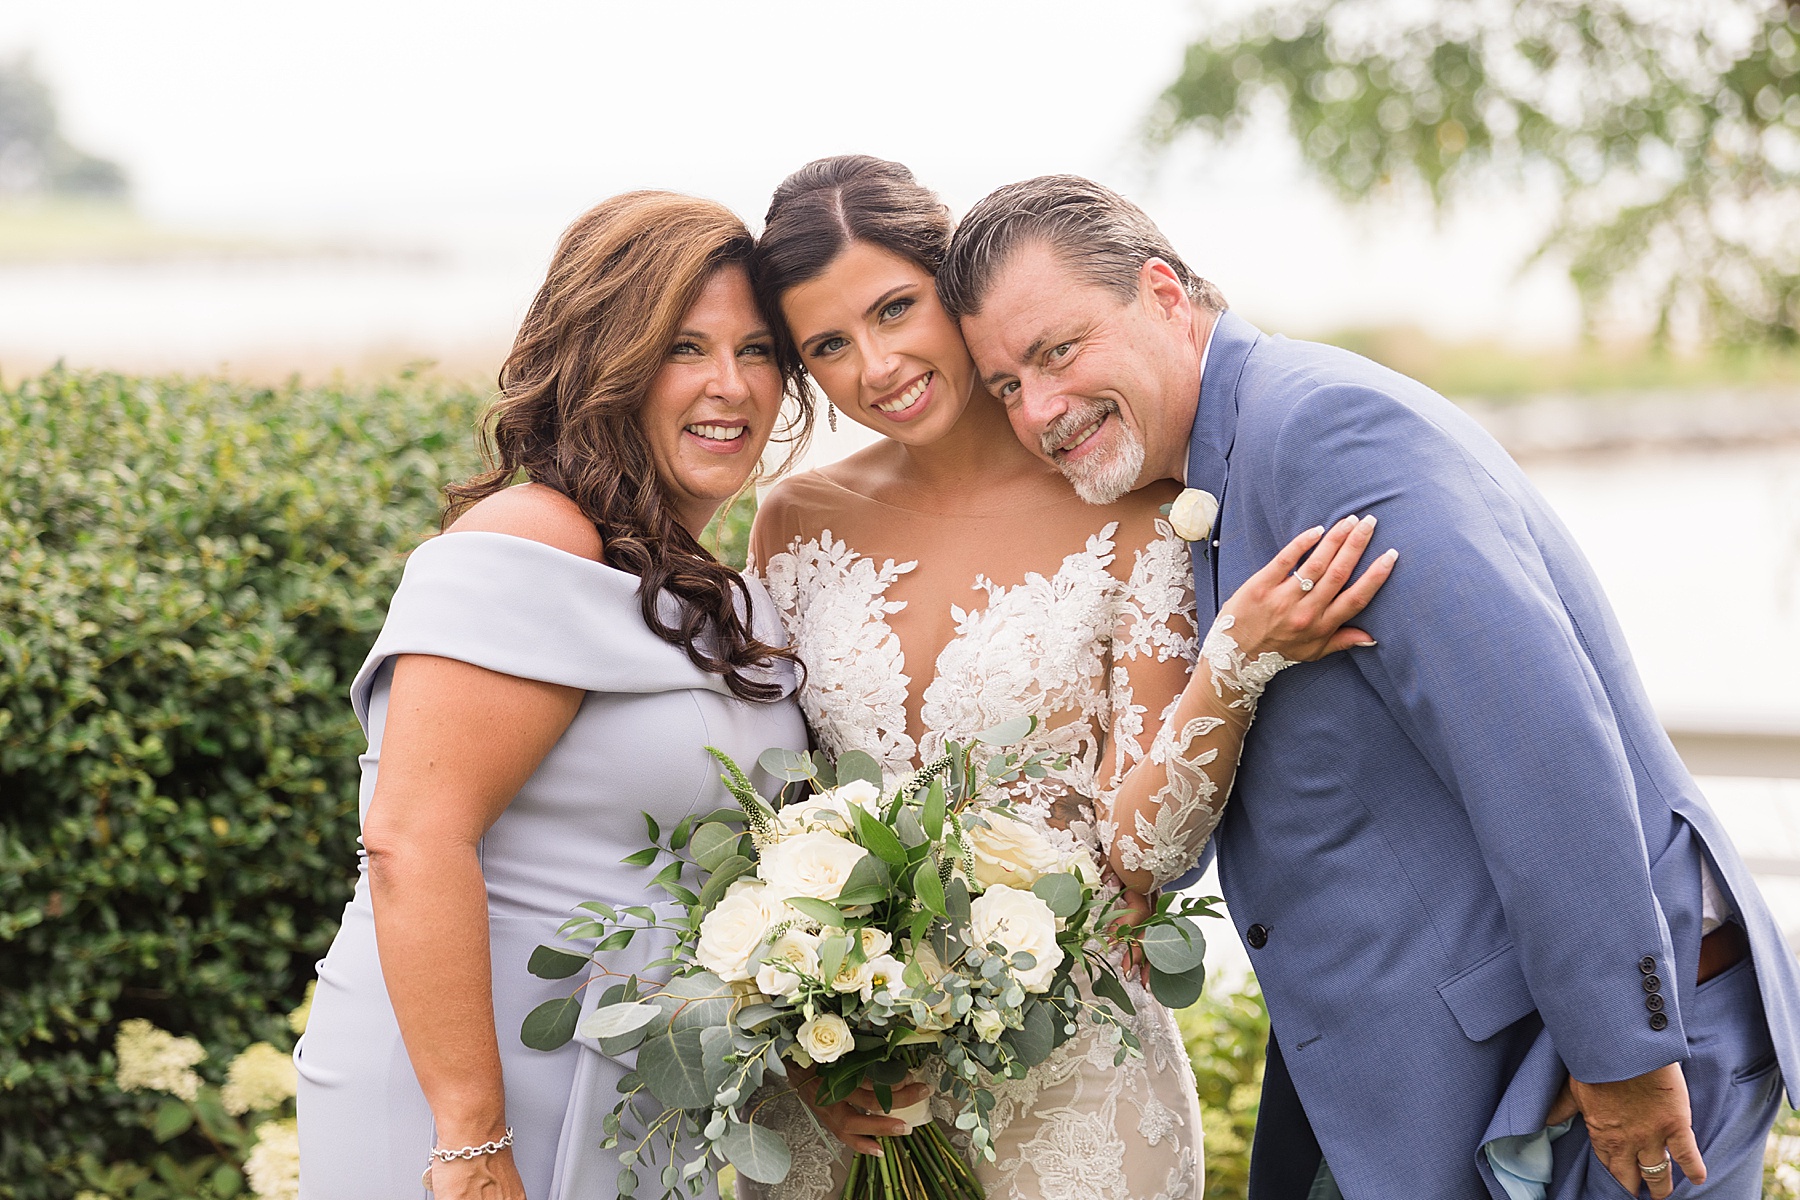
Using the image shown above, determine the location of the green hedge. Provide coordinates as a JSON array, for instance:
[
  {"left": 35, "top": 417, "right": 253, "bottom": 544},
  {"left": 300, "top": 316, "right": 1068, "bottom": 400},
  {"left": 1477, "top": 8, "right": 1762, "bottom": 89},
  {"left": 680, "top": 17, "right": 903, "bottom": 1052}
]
[{"left": 0, "top": 370, "right": 483, "bottom": 1198}]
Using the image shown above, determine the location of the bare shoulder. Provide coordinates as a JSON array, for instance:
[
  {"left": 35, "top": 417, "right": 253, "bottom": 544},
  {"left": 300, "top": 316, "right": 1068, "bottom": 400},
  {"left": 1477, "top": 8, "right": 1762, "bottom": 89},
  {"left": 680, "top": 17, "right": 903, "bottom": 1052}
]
[{"left": 445, "top": 483, "right": 604, "bottom": 562}]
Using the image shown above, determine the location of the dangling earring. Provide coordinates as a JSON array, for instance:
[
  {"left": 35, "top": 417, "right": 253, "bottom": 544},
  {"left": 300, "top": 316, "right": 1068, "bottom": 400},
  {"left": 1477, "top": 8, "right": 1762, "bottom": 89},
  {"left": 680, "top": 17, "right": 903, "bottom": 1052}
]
[{"left": 827, "top": 401, "right": 838, "bottom": 433}]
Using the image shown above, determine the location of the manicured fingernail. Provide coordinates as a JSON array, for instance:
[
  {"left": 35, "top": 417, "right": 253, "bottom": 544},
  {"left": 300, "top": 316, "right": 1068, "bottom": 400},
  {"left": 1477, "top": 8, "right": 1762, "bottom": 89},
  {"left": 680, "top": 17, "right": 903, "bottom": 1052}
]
[
  {"left": 1383, "top": 548, "right": 1398, "bottom": 560},
  {"left": 1361, "top": 515, "right": 1377, "bottom": 526},
  {"left": 1357, "top": 639, "right": 1378, "bottom": 647},
  {"left": 1309, "top": 525, "right": 1326, "bottom": 536}
]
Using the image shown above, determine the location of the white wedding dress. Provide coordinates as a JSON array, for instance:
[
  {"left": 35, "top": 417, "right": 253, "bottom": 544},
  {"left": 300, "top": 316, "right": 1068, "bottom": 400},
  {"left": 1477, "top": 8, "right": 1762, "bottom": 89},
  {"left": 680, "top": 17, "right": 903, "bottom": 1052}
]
[{"left": 739, "top": 468, "right": 1273, "bottom": 1200}]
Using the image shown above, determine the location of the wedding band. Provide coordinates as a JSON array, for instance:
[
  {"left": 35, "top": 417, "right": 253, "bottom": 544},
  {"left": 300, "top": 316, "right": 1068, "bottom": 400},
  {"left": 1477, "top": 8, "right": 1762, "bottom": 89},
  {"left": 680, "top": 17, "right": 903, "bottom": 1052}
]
[
  {"left": 1638, "top": 1153, "right": 1671, "bottom": 1177},
  {"left": 1293, "top": 572, "right": 1315, "bottom": 593}
]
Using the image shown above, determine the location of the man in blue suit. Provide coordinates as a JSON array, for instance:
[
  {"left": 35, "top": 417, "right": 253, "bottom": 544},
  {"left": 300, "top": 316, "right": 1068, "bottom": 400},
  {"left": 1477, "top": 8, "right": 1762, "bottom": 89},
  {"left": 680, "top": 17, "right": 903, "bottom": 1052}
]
[{"left": 940, "top": 175, "right": 1799, "bottom": 1199}]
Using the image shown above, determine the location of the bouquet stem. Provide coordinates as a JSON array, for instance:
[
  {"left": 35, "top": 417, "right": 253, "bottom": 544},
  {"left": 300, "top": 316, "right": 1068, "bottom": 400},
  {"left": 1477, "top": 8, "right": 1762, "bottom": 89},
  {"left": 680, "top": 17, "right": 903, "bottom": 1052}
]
[{"left": 841, "top": 1121, "right": 983, "bottom": 1200}]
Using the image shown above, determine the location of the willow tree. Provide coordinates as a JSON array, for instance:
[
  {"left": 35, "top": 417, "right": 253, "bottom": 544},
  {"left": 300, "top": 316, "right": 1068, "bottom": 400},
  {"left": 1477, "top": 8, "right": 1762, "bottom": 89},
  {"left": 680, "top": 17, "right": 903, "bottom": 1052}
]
[{"left": 1152, "top": 0, "right": 1800, "bottom": 345}]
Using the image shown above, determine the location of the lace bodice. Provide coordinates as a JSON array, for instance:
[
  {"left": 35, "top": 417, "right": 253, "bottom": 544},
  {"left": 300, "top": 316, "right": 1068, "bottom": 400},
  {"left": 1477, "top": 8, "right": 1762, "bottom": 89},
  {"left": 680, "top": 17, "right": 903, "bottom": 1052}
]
[{"left": 753, "top": 470, "right": 1293, "bottom": 892}]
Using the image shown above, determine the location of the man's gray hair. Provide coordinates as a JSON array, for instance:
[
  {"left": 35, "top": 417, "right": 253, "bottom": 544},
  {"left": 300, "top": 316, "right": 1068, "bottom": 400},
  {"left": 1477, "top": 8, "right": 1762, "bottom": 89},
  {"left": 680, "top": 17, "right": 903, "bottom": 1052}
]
[{"left": 937, "top": 174, "right": 1226, "bottom": 319}]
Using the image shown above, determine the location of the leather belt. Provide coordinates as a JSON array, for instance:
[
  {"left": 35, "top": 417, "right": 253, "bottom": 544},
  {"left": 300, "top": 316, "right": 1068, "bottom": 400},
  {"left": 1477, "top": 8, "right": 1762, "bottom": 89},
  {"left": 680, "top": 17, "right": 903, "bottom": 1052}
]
[{"left": 1697, "top": 922, "right": 1750, "bottom": 986}]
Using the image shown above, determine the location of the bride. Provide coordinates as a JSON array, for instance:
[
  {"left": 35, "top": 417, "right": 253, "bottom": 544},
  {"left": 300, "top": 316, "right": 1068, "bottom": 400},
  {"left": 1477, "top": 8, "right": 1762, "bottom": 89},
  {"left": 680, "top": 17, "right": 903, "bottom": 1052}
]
[{"left": 741, "top": 156, "right": 1391, "bottom": 1200}]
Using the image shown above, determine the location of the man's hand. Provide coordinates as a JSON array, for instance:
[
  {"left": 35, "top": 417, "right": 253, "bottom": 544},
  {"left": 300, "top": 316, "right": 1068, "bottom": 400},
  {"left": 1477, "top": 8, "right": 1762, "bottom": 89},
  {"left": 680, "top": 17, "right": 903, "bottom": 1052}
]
[{"left": 1562, "top": 1064, "right": 1707, "bottom": 1199}]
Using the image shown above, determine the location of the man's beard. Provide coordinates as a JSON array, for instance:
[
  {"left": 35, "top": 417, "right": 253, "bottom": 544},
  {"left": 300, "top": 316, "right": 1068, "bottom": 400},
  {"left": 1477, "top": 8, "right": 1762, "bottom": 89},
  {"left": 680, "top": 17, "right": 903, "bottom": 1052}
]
[{"left": 1041, "top": 402, "right": 1146, "bottom": 505}]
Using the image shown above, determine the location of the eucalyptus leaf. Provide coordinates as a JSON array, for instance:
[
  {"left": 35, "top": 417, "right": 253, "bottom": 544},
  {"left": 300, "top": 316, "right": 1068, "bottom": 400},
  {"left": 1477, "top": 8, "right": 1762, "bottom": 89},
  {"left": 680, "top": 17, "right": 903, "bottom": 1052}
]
[
  {"left": 520, "top": 995, "right": 583, "bottom": 1051},
  {"left": 1002, "top": 999, "right": 1056, "bottom": 1067},
  {"left": 759, "top": 746, "right": 816, "bottom": 783},
  {"left": 663, "top": 972, "right": 734, "bottom": 1032},
  {"left": 701, "top": 1024, "right": 736, "bottom": 1092},
  {"left": 1030, "top": 873, "right": 1083, "bottom": 919},
  {"left": 973, "top": 715, "right": 1035, "bottom": 746},
  {"left": 578, "top": 1001, "right": 664, "bottom": 1040},
  {"left": 1148, "top": 961, "right": 1207, "bottom": 1009},
  {"left": 718, "top": 1120, "right": 792, "bottom": 1185},
  {"left": 527, "top": 945, "right": 591, "bottom": 980},
  {"left": 1140, "top": 919, "right": 1206, "bottom": 975},
  {"left": 636, "top": 1027, "right": 712, "bottom": 1108},
  {"left": 834, "top": 749, "right": 883, "bottom": 788}
]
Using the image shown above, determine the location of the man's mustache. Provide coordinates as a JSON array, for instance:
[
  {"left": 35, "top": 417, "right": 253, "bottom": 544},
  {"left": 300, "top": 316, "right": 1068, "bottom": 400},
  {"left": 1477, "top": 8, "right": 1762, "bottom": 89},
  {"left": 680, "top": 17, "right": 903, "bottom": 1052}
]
[{"left": 1040, "top": 400, "right": 1118, "bottom": 457}]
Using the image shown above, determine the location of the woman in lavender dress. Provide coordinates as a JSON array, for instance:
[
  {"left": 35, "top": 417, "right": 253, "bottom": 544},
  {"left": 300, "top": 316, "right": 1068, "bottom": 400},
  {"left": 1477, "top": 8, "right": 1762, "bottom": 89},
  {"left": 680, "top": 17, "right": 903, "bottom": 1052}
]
[{"left": 295, "top": 193, "right": 811, "bottom": 1199}]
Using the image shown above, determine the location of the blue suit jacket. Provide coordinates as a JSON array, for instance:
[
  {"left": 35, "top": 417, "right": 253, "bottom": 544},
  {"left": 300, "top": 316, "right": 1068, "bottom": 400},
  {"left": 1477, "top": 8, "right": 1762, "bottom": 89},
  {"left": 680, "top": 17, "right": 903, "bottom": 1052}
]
[{"left": 1185, "top": 312, "right": 1800, "bottom": 1198}]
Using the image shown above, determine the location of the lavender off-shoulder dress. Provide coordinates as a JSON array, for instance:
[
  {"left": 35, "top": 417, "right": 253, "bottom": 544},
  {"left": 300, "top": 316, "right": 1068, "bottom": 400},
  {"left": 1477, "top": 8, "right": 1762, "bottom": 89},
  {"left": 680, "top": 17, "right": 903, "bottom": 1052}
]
[{"left": 295, "top": 532, "right": 805, "bottom": 1198}]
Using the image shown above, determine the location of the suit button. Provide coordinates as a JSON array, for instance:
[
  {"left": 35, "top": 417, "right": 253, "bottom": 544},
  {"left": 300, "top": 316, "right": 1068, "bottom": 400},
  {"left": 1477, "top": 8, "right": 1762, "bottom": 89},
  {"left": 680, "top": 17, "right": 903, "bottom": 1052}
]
[
  {"left": 1646, "top": 994, "right": 1665, "bottom": 1013},
  {"left": 1246, "top": 923, "right": 1269, "bottom": 949},
  {"left": 1649, "top": 1012, "right": 1669, "bottom": 1031},
  {"left": 1639, "top": 956, "right": 1657, "bottom": 974},
  {"left": 1642, "top": 974, "right": 1662, "bottom": 993}
]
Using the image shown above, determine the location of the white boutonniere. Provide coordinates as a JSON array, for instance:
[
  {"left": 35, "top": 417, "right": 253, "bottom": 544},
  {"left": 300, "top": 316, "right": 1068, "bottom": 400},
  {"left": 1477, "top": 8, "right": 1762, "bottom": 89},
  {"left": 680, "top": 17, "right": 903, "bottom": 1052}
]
[{"left": 1164, "top": 488, "right": 1220, "bottom": 556}]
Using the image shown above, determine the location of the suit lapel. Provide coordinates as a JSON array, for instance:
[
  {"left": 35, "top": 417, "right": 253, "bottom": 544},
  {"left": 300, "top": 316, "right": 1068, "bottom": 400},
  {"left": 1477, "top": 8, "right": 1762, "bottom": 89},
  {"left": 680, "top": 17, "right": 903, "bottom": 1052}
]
[{"left": 1186, "top": 310, "right": 1260, "bottom": 621}]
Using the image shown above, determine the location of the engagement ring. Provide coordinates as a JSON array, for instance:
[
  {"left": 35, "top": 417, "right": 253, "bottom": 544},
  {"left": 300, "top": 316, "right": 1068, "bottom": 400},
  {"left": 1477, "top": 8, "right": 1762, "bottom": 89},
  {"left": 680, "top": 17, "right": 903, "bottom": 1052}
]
[{"left": 1293, "top": 572, "right": 1315, "bottom": 593}]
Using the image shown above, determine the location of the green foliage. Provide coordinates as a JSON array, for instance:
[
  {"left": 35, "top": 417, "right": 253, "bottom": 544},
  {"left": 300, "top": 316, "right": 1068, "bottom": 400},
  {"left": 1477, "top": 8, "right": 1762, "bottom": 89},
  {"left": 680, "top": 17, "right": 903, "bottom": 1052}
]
[
  {"left": 1178, "top": 977, "right": 1270, "bottom": 1200},
  {"left": 1153, "top": 0, "right": 1800, "bottom": 345},
  {"left": 0, "top": 368, "right": 481, "bottom": 1199},
  {"left": 1769, "top": 1105, "right": 1800, "bottom": 1197}
]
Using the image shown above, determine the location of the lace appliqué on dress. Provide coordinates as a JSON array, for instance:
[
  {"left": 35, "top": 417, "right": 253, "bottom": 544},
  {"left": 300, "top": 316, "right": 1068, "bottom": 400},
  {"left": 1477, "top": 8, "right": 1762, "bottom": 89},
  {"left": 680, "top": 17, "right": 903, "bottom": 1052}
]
[
  {"left": 1103, "top": 612, "right": 1296, "bottom": 889},
  {"left": 759, "top": 530, "right": 919, "bottom": 776}
]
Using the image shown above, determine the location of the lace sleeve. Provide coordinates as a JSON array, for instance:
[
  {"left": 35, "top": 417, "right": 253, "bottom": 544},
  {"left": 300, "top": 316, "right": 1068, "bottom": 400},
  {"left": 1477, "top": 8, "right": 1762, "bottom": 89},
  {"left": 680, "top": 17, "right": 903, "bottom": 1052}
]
[{"left": 1099, "top": 526, "right": 1298, "bottom": 890}]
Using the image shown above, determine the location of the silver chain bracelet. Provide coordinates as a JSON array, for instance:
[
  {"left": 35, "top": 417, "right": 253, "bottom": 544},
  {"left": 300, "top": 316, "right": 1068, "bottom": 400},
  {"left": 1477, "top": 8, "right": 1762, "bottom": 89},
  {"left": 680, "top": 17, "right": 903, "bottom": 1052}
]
[{"left": 421, "top": 1128, "right": 514, "bottom": 1189}]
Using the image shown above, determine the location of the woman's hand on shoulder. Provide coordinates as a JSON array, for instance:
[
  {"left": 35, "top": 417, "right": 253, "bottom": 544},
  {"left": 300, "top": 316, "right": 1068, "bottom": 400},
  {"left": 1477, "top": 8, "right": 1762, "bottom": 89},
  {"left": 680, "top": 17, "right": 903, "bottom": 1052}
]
[
  {"left": 1220, "top": 514, "right": 1397, "bottom": 663},
  {"left": 446, "top": 482, "right": 603, "bottom": 563}
]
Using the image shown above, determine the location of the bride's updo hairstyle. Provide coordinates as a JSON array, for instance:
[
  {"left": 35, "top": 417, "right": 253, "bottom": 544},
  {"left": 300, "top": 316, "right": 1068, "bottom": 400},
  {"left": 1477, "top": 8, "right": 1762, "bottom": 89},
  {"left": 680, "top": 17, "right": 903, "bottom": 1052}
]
[
  {"left": 751, "top": 155, "right": 953, "bottom": 357},
  {"left": 446, "top": 191, "right": 810, "bottom": 702}
]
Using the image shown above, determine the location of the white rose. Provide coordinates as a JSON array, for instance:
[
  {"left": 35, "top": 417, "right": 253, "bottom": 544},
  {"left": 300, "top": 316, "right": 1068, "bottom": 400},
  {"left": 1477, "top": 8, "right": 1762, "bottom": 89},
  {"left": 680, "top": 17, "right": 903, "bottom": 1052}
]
[
  {"left": 859, "top": 954, "right": 906, "bottom": 1004},
  {"left": 757, "top": 830, "right": 870, "bottom": 903},
  {"left": 1168, "top": 488, "right": 1219, "bottom": 543},
  {"left": 970, "top": 1009, "right": 1006, "bottom": 1044},
  {"left": 795, "top": 1013, "right": 854, "bottom": 1064},
  {"left": 829, "top": 927, "right": 896, "bottom": 994},
  {"left": 695, "top": 881, "right": 790, "bottom": 982},
  {"left": 1061, "top": 848, "right": 1102, "bottom": 891},
  {"left": 828, "top": 778, "right": 884, "bottom": 812},
  {"left": 775, "top": 794, "right": 855, "bottom": 838},
  {"left": 754, "top": 929, "right": 821, "bottom": 1001},
  {"left": 967, "top": 812, "right": 1061, "bottom": 890},
  {"left": 967, "top": 885, "right": 1065, "bottom": 992}
]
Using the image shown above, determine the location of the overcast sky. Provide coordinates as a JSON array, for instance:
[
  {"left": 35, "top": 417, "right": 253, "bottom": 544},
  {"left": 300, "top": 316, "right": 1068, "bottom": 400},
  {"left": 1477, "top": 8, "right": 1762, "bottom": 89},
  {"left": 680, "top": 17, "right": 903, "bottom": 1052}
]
[{"left": 1, "top": 0, "right": 1580, "bottom": 345}]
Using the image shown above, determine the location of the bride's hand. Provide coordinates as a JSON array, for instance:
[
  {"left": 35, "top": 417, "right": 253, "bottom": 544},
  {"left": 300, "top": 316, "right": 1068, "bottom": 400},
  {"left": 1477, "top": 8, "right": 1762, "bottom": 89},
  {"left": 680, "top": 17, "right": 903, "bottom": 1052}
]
[
  {"left": 1108, "top": 888, "right": 1155, "bottom": 987},
  {"left": 1219, "top": 515, "right": 1396, "bottom": 662},
  {"left": 789, "top": 1063, "right": 933, "bottom": 1157}
]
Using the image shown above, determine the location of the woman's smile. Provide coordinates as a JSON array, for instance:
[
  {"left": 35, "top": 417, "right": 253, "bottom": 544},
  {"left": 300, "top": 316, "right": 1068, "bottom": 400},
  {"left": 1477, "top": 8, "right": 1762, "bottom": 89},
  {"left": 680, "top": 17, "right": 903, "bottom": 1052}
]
[{"left": 870, "top": 371, "right": 934, "bottom": 421}]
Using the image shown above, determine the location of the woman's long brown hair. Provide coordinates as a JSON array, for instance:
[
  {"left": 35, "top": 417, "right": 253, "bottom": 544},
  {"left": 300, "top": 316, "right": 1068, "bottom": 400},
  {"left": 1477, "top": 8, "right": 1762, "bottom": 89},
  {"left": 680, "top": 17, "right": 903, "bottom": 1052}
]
[{"left": 445, "top": 191, "right": 811, "bottom": 701}]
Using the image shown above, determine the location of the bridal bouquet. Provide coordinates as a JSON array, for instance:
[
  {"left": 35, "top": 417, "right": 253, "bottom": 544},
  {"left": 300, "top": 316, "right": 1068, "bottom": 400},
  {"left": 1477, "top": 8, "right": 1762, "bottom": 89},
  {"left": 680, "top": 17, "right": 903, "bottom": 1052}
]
[{"left": 522, "top": 718, "right": 1216, "bottom": 1200}]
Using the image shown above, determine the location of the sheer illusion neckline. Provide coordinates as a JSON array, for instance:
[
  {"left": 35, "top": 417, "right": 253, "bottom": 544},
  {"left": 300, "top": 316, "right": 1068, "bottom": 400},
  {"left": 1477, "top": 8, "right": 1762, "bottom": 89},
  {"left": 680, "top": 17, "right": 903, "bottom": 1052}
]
[
  {"left": 759, "top": 523, "right": 1127, "bottom": 773},
  {"left": 809, "top": 466, "right": 1083, "bottom": 519}
]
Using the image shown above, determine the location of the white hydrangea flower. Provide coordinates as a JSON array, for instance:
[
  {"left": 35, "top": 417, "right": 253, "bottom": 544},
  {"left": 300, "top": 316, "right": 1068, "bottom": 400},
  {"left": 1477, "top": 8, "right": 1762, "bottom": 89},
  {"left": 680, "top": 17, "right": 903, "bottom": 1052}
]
[
  {"left": 221, "top": 1042, "right": 298, "bottom": 1115},
  {"left": 244, "top": 1117, "right": 300, "bottom": 1200},
  {"left": 114, "top": 1019, "right": 206, "bottom": 1102}
]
